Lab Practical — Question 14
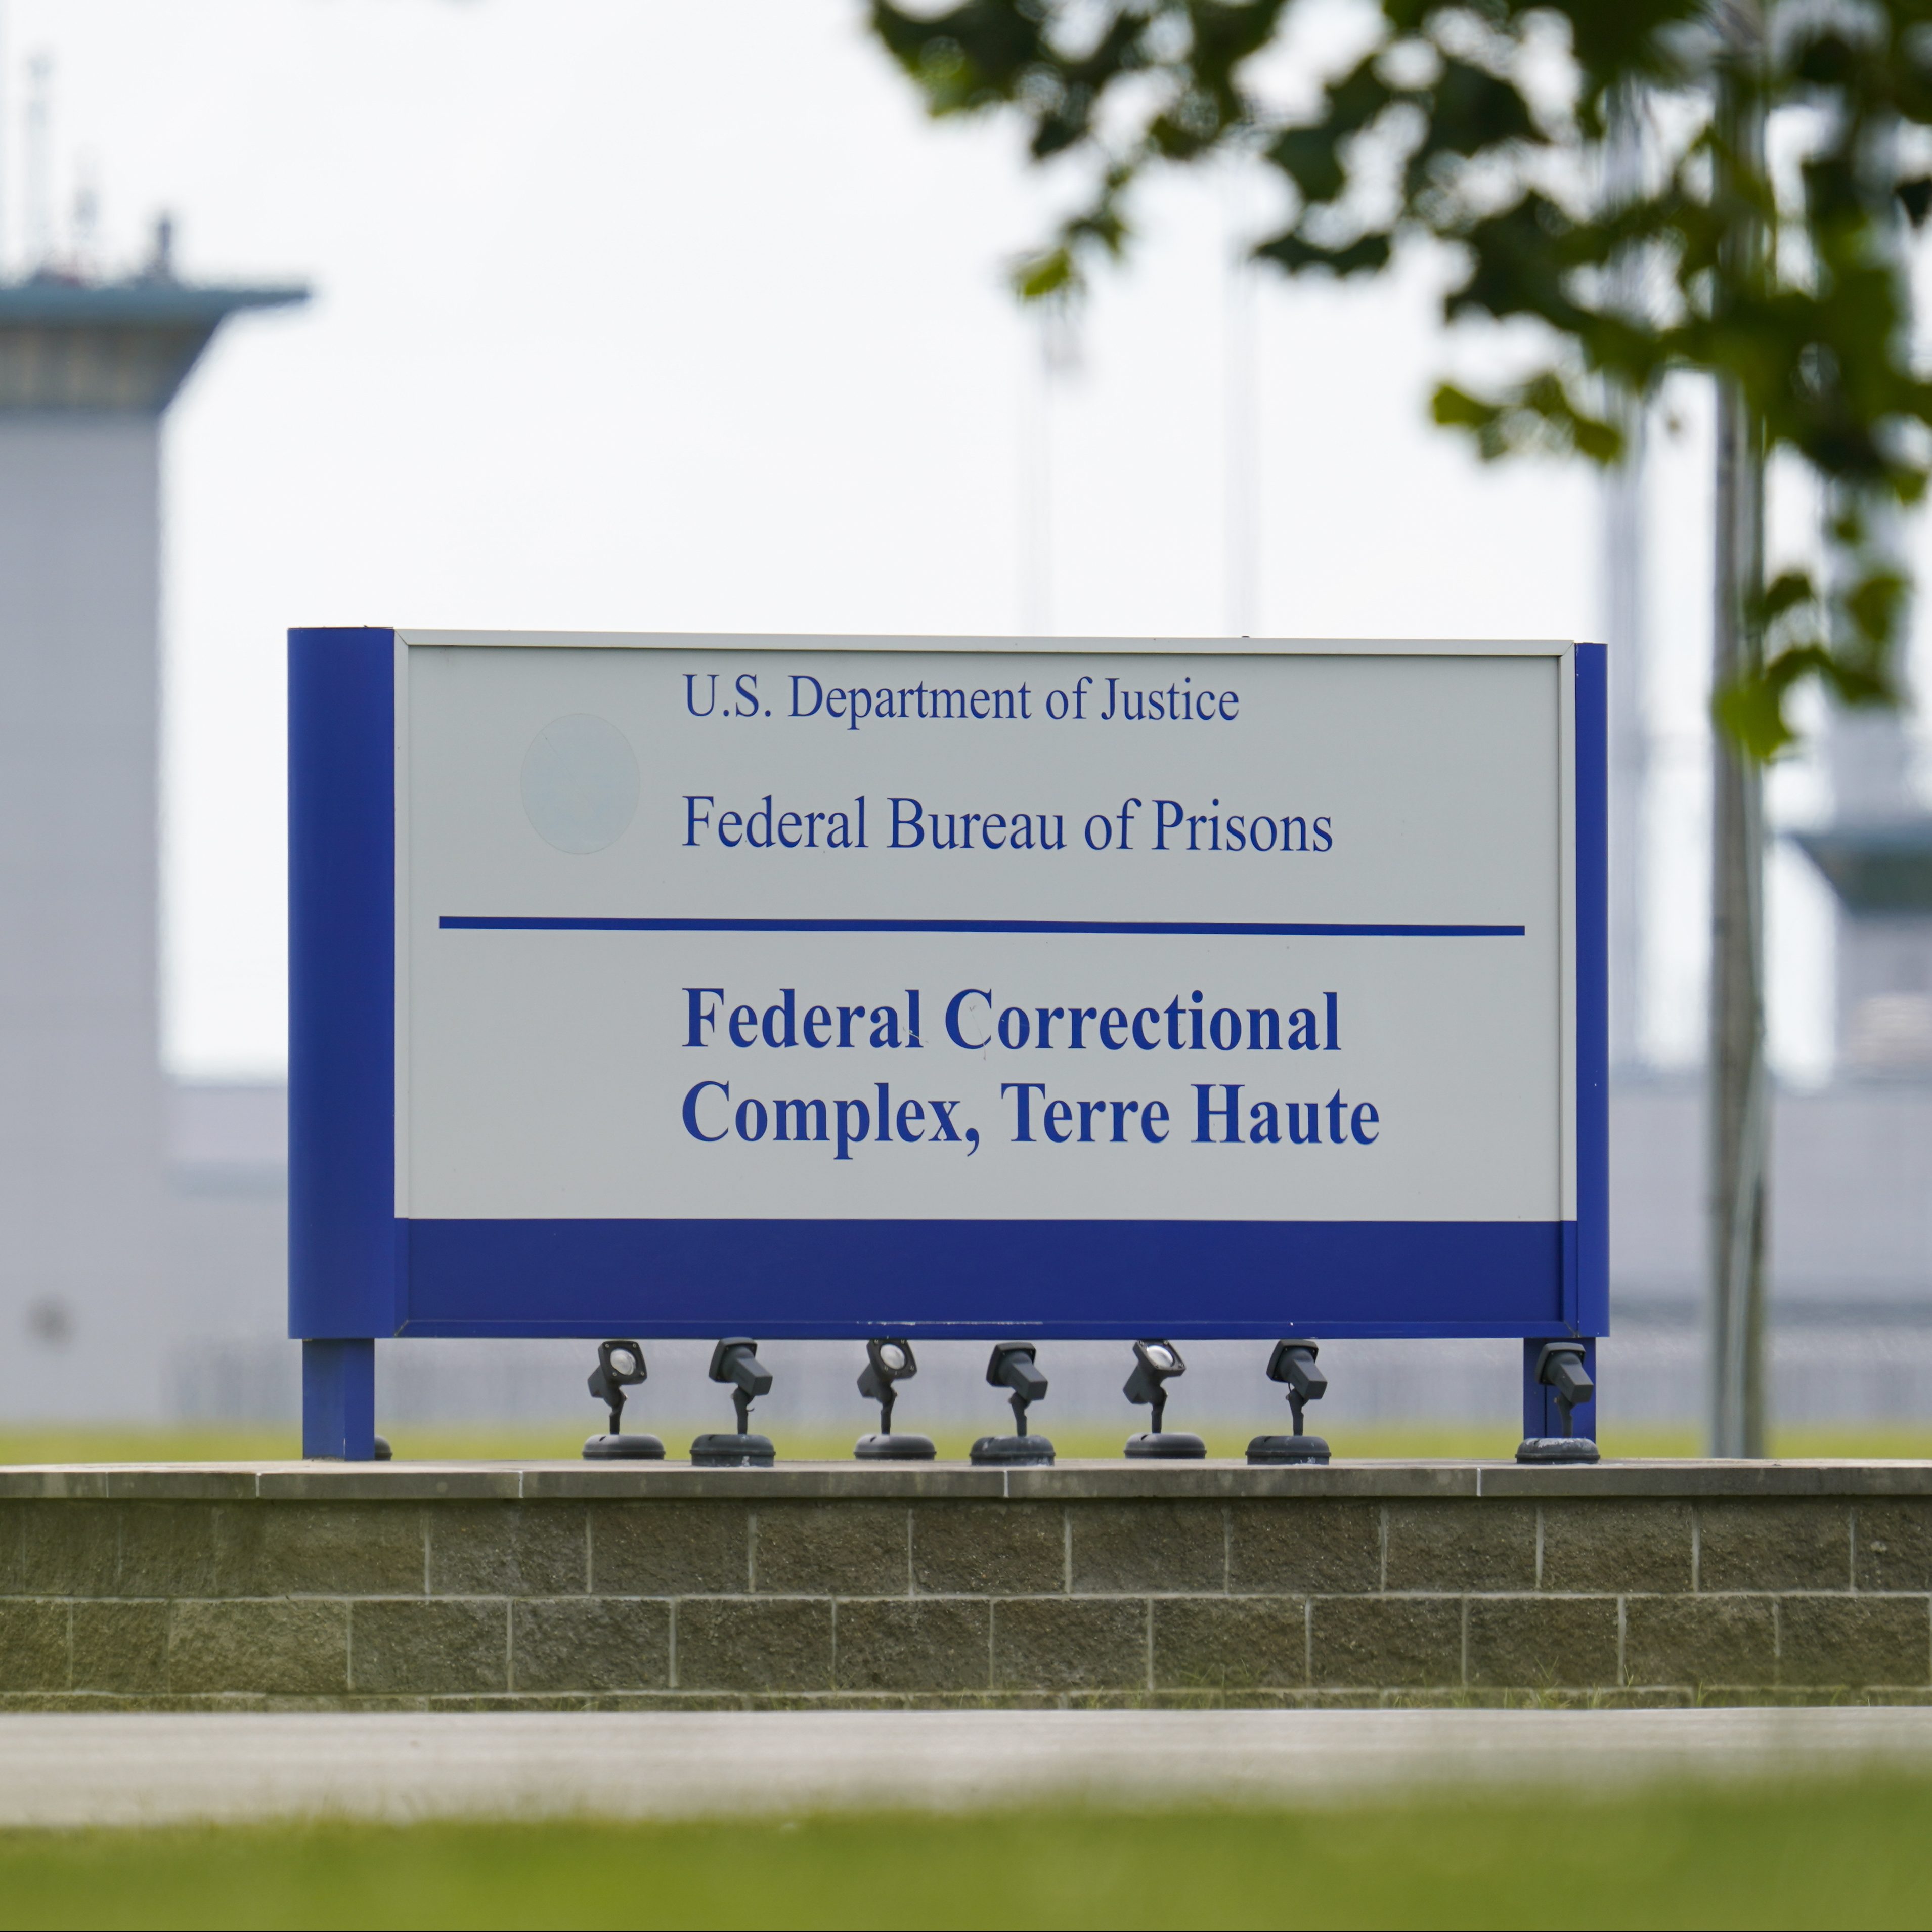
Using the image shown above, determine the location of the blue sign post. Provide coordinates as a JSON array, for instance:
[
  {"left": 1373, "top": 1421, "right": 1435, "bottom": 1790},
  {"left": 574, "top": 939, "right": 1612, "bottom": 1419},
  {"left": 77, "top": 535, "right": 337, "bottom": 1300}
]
[{"left": 291, "top": 628, "right": 1606, "bottom": 1459}]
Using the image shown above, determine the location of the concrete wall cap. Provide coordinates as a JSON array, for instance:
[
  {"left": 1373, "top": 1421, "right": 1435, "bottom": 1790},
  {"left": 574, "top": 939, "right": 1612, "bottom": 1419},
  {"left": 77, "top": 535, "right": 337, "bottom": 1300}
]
[{"left": 1, "top": 1458, "right": 1930, "bottom": 1501}]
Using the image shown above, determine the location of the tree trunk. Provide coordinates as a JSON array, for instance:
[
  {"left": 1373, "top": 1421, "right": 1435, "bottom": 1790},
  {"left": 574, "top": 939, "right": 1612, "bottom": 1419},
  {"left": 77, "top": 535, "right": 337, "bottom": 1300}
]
[{"left": 1708, "top": 3, "right": 1769, "bottom": 1459}]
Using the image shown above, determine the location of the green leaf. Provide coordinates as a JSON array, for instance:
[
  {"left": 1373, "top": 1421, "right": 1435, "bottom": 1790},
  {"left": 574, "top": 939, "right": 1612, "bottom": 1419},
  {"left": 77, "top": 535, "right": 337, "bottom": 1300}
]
[
  {"left": 1757, "top": 572, "right": 1816, "bottom": 624},
  {"left": 1013, "top": 248, "right": 1076, "bottom": 302},
  {"left": 1266, "top": 126, "right": 1346, "bottom": 206},
  {"left": 1253, "top": 229, "right": 1391, "bottom": 277},
  {"left": 1714, "top": 676, "right": 1797, "bottom": 761},
  {"left": 863, "top": 0, "right": 1932, "bottom": 764}
]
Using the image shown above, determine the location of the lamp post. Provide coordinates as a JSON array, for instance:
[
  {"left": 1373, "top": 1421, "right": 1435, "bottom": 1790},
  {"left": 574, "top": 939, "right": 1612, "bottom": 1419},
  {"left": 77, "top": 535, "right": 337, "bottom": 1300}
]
[{"left": 1708, "top": 0, "right": 1770, "bottom": 1459}]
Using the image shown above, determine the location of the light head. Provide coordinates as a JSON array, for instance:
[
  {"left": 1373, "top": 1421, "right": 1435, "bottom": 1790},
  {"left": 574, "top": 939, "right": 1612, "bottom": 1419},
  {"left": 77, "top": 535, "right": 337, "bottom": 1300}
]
[
  {"left": 987, "top": 1343, "right": 1046, "bottom": 1400},
  {"left": 710, "top": 1337, "right": 772, "bottom": 1396},
  {"left": 710, "top": 1337, "right": 773, "bottom": 1437},
  {"left": 1535, "top": 1343, "right": 1594, "bottom": 1434},
  {"left": 858, "top": 1337, "right": 918, "bottom": 1433},
  {"left": 1266, "top": 1339, "right": 1326, "bottom": 1437},
  {"left": 1266, "top": 1340, "right": 1326, "bottom": 1402},
  {"left": 1123, "top": 1339, "right": 1186, "bottom": 1425},
  {"left": 987, "top": 1342, "right": 1047, "bottom": 1437},
  {"left": 587, "top": 1338, "right": 647, "bottom": 1431},
  {"left": 858, "top": 1336, "right": 917, "bottom": 1402},
  {"left": 597, "top": 1339, "right": 645, "bottom": 1389}
]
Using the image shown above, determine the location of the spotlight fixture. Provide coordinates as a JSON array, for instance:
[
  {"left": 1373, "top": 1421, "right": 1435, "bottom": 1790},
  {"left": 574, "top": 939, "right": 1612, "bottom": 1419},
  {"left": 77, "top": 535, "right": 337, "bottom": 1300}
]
[
  {"left": 1122, "top": 1339, "right": 1205, "bottom": 1459},
  {"left": 970, "top": 1342, "right": 1053, "bottom": 1466},
  {"left": 582, "top": 1338, "right": 664, "bottom": 1460},
  {"left": 692, "top": 1337, "right": 776, "bottom": 1467},
  {"left": 1246, "top": 1339, "right": 1332, "bottom": 1464},
  {"left": 855, "top": 1337, "right": 936, "bottom": 1461},
  {"left": 1515, "top": 1342, "right": 1600, "bottom": 1464}
]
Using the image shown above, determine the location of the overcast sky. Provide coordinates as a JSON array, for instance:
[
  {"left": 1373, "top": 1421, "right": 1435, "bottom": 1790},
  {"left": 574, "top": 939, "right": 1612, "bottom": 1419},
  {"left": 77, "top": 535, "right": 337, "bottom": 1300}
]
[{"left": 5, "top": 0, "right": 1902, "bottom": 1081}]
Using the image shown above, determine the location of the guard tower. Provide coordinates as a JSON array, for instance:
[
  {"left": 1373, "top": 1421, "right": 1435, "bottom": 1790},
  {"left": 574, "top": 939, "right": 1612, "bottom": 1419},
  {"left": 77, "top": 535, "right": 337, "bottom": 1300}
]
[
  {"left": 0, "top": 260, "right": 305, "bottom": 1420},
  {"left": 1794, "top": 707, "right": 1932, "bottom": 1077}
]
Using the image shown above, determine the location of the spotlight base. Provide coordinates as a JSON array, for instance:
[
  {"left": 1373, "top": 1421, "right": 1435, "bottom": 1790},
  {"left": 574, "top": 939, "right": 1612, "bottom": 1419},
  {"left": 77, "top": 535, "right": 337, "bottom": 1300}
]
[
  {"left": 970, "top": 1433, "right": 1056, "bottom": 1466},
  {"left": 582, "top": 1433, "right": 666, "bottom": 1461},
  {"left": 1515, "top": 1435, "right": 1600, "bottom": 1464},
  {"left": 854, "top": 1432, "right": 936, "bottom": 1461},
  {"left": 1125, "top": 1431, "right": 1206, "bottom": 1460},
  {"left": 1246, "top": 1434, "right": 1331, "bottom": 1465},
  {"left": 690, "top": 1432, "right": 776, "bottom": 1468}
]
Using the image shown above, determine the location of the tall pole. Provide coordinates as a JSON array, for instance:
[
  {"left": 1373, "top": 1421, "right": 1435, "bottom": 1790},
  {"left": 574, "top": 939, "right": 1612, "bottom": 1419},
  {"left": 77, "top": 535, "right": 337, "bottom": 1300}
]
[
  {"left": 23, "top": 50, "right": 46, "bottom": 272},
  {"left": 1018, "top": 301, "right": 1076, "bottom": 638},
  {"left": 1605, "top": 420, "right": 1647, "bottom": 1070},
  {"left": 1018, "top": 312, "right": 1050, "bottom": 637},
  {"left": 1603, "top": 86, "right": 1649, "bottom": 1073},
  {"left": 1223, "top": 170, "right": 1259, "bottom": 638},
  {"left": 1708, "top": 1, "right": 1769, "bottom": 1458},
  {"left": 0, "top": 4, "right": 9, "bottom": 278}
]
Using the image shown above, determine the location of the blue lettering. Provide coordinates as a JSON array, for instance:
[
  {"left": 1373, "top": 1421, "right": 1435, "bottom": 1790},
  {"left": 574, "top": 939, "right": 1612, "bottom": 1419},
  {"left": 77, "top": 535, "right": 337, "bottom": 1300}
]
[
  {"left": 946, "top": 988, "right": 991, "bottom": 1050},
  {"left": 1002, "top": 1081, "right": 1046, "bottom": 1141},
  {"left": 1194, "top": 1084, "right": 1242, "bottom": 1143},
  {"left": 684, "top": 987, "right": 723, "bottom": 1046},
  {"left": 682, "top": 1080, "right": 729, "bottom": 1142},
  {"left": 835, "top": 1098, "right": 870, "bottom": 1161},
  {"left": 763, "top": 990, "right": 797, "bottom": 1048}
]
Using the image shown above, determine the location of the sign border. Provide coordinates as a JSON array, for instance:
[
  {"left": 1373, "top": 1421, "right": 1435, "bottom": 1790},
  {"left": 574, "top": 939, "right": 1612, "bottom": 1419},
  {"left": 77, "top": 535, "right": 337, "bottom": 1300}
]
[{"left": 290, "top": 630, "right": 1607, "bottom": 1353}]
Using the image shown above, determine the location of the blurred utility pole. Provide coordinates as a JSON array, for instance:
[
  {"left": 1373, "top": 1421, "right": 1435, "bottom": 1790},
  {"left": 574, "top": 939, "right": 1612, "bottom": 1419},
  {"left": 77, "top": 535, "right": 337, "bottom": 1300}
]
[
  {"left": 1603, "top": 86, "right": 1649, "bottom": 1073},
  {"left": 1223, "top": 172, "right": 1259, "bottom": 639},
  {"left": 0, "top": 6, "right": 8, "bottom": 276},
  {"left": 1824, "top": 115, "right": 1914, "bottom": 837},
  {"left": 1018, "top": 301, "right": 1076, "bottom": 638},
  {"left": 1605, "top": 418, "right": 1648, "bottom": 1070},
  {"left": 1708, "top": 0, "right": 1770, "bottom": 1458},
  {"left": 24, "top": 50, "right": 48, "bottom": 271}
]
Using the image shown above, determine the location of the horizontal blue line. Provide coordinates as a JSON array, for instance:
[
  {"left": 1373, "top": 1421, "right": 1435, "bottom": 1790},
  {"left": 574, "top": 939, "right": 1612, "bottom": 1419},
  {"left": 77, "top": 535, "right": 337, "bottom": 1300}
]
[{"left": 438, "top": 916, "right": 1524, "bottom": 937}]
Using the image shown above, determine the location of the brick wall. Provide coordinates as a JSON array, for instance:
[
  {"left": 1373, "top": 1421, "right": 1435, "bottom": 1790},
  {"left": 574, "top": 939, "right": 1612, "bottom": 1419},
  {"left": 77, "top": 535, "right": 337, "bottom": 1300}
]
[{"left": 2, "top": 1465, "right": 1928, "bottom": 1708}]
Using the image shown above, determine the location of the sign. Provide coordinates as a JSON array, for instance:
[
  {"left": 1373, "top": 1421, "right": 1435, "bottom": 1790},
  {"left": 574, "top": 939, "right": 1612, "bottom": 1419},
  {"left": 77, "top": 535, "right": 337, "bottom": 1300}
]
[{"left": 290, "top": 630, "right": 1605, "bottom": 1349}]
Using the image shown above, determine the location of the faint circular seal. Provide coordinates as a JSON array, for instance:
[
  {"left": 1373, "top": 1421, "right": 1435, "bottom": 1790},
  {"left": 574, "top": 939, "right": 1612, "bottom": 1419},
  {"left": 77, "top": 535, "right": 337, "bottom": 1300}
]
[{"left": 520, "top": 714, "right": 640, "bottom": 854}]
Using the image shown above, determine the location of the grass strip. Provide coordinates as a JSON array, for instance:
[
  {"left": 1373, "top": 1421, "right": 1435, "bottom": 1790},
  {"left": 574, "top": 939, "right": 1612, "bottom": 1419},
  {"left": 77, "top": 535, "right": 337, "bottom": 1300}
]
[{"left": 1, "top": 1773, "right": 1929, "bottom": 1929}]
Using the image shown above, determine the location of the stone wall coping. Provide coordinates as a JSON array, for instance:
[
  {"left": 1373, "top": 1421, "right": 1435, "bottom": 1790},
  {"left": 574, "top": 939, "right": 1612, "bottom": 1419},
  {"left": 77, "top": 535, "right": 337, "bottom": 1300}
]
[{"left": 3, "top": 1457, "right": 1931, "bottom": 1501}]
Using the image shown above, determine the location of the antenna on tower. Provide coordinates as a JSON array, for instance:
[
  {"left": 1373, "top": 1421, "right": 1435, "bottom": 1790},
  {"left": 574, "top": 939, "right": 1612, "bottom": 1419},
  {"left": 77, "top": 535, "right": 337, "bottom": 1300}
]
[
  {"left": 70, "top": 155, "right": 97, "bottom": 280},
  {"left": 145, "top": 212, "right": 174, "bottom": 283},
  {"left": 1017, "top": 296, "right": 1079, "bottom": 640},
  {"left": 1221, "top": 163, "right": 1260, "bottom": 639},
  {"left": 24, "top": 48, "right": 50, "bottom": 274},
  {"left": 0, "top": 2, "right": 10, "bottom": 280}
]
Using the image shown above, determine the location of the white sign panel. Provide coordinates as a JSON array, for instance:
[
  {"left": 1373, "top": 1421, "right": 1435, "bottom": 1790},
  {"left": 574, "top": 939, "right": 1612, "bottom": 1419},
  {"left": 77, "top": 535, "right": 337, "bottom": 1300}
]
[{"left": 290, "top": 631, "right": 1606, "bottom": 1342}]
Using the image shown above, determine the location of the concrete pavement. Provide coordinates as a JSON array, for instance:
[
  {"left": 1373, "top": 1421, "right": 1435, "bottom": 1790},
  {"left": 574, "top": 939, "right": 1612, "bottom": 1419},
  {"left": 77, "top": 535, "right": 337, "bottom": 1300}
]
[{"left": 1, "top": 1707, "right": 1930, "bottom": 1828}]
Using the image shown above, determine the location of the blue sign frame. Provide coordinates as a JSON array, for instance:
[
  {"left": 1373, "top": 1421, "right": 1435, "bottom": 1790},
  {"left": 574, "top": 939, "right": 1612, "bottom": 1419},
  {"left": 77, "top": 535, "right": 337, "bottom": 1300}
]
[{"left": 289, "top": 627, "right": 1607, "bottom": 1457}]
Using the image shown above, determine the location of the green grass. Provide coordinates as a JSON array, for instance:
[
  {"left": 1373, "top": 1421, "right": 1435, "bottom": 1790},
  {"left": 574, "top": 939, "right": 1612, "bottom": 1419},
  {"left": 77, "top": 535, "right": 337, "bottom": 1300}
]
[
  {"left": 4, "top": 1421, "right": 1930, "bottom": 1464},
  {"left": 4, "top": 1776, "right": 1932, "bottom": 1928}
]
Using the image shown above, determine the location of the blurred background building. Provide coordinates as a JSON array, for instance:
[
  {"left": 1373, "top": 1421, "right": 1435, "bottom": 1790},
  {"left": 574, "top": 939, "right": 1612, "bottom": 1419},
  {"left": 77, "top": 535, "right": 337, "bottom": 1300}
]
[
  {"left": 0, "top": 252, "right": 302, "bottom": 1427},
  {"left": 0, "top": 1, "right": 1926, "bottom": 1445},
  {"left": 11, "top": 309, "right": 1924, "bottom": 1443}
]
